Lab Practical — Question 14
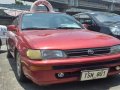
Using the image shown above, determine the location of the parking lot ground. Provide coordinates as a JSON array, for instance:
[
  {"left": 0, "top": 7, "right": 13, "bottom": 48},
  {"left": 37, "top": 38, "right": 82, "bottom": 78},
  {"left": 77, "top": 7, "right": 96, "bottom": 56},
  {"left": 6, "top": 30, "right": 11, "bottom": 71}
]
[{"left": 1, "top": 45, "right": 120, "bottom": 90}]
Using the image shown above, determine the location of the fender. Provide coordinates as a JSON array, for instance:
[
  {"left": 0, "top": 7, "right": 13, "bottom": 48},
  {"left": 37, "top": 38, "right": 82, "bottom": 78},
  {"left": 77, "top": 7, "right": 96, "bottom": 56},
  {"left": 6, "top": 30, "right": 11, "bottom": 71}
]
[{"left": 30, "top": 0, "right": 54, "bottom": 12}]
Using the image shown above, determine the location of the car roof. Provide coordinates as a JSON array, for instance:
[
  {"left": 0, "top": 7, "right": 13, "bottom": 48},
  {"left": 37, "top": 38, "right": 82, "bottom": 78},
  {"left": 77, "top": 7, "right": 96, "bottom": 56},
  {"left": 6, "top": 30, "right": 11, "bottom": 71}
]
[
  {"left": 74, "top": 11, "right": 110, "bottom": 15},
  {"left": 73, "top": 11, "right": 118, "bottom": 18},
  {"left": 85, "top": 11, "right": 116, "bottom": 15}
]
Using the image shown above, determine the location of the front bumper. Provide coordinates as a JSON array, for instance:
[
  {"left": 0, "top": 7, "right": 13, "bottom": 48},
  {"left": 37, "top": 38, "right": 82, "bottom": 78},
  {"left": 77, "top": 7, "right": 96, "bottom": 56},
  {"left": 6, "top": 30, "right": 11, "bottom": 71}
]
[{"left": 21, "top": 53, "right": 120, "bottom": 85}]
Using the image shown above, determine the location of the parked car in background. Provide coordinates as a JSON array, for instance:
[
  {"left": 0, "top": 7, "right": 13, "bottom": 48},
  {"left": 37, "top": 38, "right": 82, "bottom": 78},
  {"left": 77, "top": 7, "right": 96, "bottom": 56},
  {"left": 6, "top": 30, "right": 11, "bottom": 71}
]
[
  {"left": 6, "top": 0, "right": 120, "bottom": 86},
  {"left": 0, "top": 25, "right": 7, "bottom": 49},
  {"left": 73, "top": 11, "right": 120, "bottom": 39}
]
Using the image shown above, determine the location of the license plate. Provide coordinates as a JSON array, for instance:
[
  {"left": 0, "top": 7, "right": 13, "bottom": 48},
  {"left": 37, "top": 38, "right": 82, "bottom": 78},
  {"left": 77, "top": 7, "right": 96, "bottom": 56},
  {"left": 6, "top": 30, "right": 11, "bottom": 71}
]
[{"left": 81, "top": 68, "right": 109, "bottom": 81}]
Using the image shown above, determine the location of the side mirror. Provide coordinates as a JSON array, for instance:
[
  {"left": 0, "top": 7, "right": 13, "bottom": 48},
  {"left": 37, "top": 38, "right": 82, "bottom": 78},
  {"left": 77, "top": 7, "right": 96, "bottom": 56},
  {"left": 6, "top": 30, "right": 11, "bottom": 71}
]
[{"left": 7, "top": 25, "right": 17, "bottom": 32}]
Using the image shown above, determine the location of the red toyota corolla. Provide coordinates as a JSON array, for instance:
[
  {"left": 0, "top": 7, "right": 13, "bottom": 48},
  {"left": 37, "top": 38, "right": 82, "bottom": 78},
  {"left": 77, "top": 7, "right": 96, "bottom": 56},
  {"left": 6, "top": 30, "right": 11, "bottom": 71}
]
[{"left": 7, "top": 11, "right": 120, "bottom": 85}]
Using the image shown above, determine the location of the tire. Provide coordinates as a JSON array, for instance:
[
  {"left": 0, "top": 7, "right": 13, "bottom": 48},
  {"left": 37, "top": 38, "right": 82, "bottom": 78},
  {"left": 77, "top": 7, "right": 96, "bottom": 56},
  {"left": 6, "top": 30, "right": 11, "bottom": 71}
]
[
  {"left": 16, "top": 51, "right": 28, "bottom": 82},
  {"left": 7, "top": 49, "right": 13, "bottom": 58},
  {"left": 0, "top": 39, "right": 2, "bottom": 50},
  {"left": 6, "top": 40, "right": 13, "bottom": 58}
]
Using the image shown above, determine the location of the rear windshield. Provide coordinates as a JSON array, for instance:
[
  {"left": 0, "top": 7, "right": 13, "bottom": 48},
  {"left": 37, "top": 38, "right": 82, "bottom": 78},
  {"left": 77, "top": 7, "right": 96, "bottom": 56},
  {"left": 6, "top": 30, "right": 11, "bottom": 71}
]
[{"left": 21, "top": 13, "right": 83, "bottom": 30}]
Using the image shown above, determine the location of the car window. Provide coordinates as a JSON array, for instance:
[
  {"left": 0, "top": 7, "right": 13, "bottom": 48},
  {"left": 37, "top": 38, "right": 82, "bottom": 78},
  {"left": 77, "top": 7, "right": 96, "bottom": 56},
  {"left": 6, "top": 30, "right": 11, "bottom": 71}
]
[
  {"left": 75, "top": 14, "right": 94, "bottom": 25},
  {"left": 12, "top": 17, "right": 18, "bottom": 25},
  {"left": 21, "top": 13, "right": 83, "bottom": 30}
]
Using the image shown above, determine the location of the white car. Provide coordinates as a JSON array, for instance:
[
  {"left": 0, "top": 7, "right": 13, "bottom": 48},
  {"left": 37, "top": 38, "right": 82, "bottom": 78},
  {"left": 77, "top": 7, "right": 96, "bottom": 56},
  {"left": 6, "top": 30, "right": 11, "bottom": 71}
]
[{"left": 0, "top": 25, "right": 7, "bottom": 49}]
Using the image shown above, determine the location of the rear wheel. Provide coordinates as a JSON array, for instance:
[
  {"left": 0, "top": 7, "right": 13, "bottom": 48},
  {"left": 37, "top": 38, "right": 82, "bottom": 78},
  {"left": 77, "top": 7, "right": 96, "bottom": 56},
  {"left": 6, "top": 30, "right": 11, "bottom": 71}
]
[{"left": 16, "top": 51, "right": 28, "bottom": 82}]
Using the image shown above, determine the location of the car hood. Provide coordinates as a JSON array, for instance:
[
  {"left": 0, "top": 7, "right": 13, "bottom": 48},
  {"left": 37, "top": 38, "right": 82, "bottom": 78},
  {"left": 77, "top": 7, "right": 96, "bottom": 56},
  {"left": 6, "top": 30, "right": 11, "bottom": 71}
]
[{"left": 22, "top": 29, "right": 120, "bottom": 49}]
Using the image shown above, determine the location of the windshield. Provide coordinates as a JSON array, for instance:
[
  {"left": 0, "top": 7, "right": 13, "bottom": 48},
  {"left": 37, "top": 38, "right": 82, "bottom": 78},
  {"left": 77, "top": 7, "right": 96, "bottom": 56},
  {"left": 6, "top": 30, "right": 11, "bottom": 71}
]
[
  {"left": 21, "top": 13, "right": 82, "bottom": 30},
  {"left": 92, "top": 12, "right": 120, "bottom": 23}
]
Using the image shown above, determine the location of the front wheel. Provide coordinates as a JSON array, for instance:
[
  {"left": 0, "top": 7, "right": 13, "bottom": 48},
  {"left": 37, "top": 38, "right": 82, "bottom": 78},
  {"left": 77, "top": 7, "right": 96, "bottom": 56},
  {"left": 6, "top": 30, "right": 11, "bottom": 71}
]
[{"left": 16, "top": 52, "right": 28, "bottom": 82}]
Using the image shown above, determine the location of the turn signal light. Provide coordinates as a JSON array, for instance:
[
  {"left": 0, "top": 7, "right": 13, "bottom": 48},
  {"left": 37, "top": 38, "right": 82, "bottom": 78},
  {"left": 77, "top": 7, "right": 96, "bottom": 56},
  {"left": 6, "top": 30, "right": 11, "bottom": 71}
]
[{"left": 30, "top": 66, "right": 52, "bottom": 71}]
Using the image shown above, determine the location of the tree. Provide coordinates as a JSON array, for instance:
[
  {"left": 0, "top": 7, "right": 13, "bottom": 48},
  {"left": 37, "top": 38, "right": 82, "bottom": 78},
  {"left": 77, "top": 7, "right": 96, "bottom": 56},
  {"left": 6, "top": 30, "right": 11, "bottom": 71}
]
[{"left": 15, "top": 0, "right": 23, "bottom": 5}]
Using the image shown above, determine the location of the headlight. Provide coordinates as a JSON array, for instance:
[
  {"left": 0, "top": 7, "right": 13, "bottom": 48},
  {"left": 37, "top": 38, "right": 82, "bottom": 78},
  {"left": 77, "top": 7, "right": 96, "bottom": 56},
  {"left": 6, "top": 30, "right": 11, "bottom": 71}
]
[
  {"left": 110, "top": 27, "right": 120, "bottom": 35},
  {"left": 110, "top": 45, "right": 120, "bottom": 54},
  {"left": 41, "top": 50, "right": 67, "bottom": 59},
  {"left": 27, "top": 50, "right": 42, "bottom": 60},
  {"left": 26, "top": 49, "right": 67, "bottom": 60}
]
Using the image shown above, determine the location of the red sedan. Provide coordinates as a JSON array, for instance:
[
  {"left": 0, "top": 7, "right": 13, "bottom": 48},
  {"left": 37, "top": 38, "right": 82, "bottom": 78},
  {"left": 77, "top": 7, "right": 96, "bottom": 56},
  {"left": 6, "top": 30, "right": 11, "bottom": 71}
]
[{"left": 6, "top": 2, "right": 120, "bottom": 86}]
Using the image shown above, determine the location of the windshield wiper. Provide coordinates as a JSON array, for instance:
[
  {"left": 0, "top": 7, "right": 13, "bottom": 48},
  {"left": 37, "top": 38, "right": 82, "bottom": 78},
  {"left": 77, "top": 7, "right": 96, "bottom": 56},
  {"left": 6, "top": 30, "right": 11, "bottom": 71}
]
[
  {"left": 56, "top": 27, "right": 82, "bottom": 29},
  {"left": 22, "top": 27, "right": 56, "bottom": 30}
]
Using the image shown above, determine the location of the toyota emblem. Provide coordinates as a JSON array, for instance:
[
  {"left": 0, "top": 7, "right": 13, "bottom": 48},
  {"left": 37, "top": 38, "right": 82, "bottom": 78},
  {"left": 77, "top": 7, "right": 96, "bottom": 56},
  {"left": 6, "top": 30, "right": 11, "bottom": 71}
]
[{"left": 88, "top": 49, "right": 94, "bottom": 55}]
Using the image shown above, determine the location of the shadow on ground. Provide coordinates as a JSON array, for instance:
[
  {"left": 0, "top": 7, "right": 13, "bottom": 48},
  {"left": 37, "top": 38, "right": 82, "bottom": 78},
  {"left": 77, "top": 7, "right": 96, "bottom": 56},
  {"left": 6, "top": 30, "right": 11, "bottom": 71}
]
[{"left": 7, "top": 57, "right": 120, "bottom": 90}]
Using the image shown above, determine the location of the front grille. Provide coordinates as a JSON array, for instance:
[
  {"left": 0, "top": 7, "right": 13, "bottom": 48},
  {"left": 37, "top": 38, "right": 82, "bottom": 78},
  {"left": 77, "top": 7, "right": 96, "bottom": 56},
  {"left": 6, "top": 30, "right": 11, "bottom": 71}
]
[{"left": 65, "top": 47, "right": 111, "bottom": 58}]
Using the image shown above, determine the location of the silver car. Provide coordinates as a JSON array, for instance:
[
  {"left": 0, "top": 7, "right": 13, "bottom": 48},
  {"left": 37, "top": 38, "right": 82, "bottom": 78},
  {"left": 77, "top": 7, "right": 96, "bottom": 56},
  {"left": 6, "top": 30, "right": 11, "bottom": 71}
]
[{"left": 0, "top": 25, "right": 7, "bottom": 49}]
